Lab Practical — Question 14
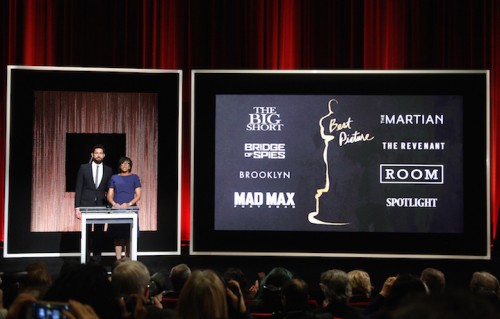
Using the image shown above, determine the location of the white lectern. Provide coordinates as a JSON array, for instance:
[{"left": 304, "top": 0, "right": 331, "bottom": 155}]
[{"left": 80, "top": 207, "right": 138, "bottom": 263}]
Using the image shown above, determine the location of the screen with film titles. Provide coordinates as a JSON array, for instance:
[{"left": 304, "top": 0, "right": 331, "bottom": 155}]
[
  {"left": 191, "top": 70, "right": 488, "bottom": 258},
  {"left": 214, "top": 95, "right": 463, "bottom": 233}
]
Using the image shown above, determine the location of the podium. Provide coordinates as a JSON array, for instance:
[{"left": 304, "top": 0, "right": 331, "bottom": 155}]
[{"left": 80, "top": 207, "right": 139, "bottom": 263}]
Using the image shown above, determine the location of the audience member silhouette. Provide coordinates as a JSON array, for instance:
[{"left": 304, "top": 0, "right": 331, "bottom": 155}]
[
  {"left": 420, "top": 267, "right": 445, "bottom": 295},
  {"left": 56, "top": 258, "right": 82, "bottom": 280},
  {"left": 163, "top": 263, "right": 191, "bottom": 299},
  {"left": 469, "top": 271, "right": 500, "bottom": 311},
  {"left": 224, "top": 267, "right": 255, "bottom": 300},
  {"left": 174, "top": 269, "right": 251, "bottom": 319},
  {"left": 248, "top": 267, "right": 294, "bottom": 314},
  {"left": 7, "top": 259, "right": 500, "bottom": 319},
  {"left": 43, "top": 263, "right": 121, "bottom": 319},
  {"left": 313, "top": 269, "right": 365, "bottom": 319},
  {"left": 347, "top": 269, "right": 373, "bottom": 306},
  {"left": 248, "top": 271, "right": 267, "bottom": 300},
  {"left": 111, "top": 259, "right": 174, "bottom": 319},
  {"left": 0, "top": 289, "right": 6, "bottom": 319},
  {"left": 2, "top": 292, "right": 36, "bottom": 319},
  {"left": 276, "top": 278, "right": 330, "bottom": 319},
  {"left": 111, "top": 256, "right": 132, "bottom": 274},
  {"left": 0, "top": 261, "right": 51, "bottom": 312},
  {"left": 363, "top": 275, "right": 396, "bottom": 316},
  {"left": 18, "top": 261, "right": 53, "bottom": 300},
  {"left": 391, "top": 288, "right": 500, "bottom": 319},
  {"left": 64, "top": 299, "right": 102, "bottom": 319},
  {"left": 4, "top": 292, "right": 104, "bottom": 319},
  {"left": 367, "top": 273, "right": 427, "bottom": 319}
]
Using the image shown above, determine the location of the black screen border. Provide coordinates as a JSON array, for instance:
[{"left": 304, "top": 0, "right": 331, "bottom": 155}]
[
  {"left": 190, "top": 70, "right": 490, "bottom": 259},
  {"left": 4, "top": 65, "right": 182, "bottom": 257}
]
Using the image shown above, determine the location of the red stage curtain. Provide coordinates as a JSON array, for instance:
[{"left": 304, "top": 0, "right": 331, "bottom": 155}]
[
  {"left": 491, "top": 0, "right": 500, "bottom": 239},
  {"left": 0, "top": 0, "right": 498, "bottom": 246}
]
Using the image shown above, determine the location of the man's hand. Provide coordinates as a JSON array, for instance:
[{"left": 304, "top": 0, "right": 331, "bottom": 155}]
[
  {"left": 380, "top": 275, "right": 398, "bottom": 297},
  {"left": 6, "top": 292, "right": 36, "bottom": 319},
  {"left": 150, "top": 293, "right": 163, "bottom": 309},
  {"left": 226, "top": 280, "right": 246, "bottom": 313},
  {"left": 248, "top": 279, "right": 259, "bottom": 299},
  {"left": 118, "top": 294, "right": 147, "bottom": 319},
  {"left": 63, "top": 300, "right": 99, "bottom": 319},
  {"left": 75, "top": 208, "right": 82, "bottom": 219}
]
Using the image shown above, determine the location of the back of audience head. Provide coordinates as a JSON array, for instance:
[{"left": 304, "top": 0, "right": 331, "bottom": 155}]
[
  {"left": 281, "top": 278, "right": 310, "bottom": 312},
  {"left": 347, "top": 269, "right": 373, "bottom": 299},
  {"left": 260, "top": 267, "right": 294, "bottom": 309},
  {"left": 469, "top": 271, "right": 500, "bottom": 302},
  {"left": 112, "top": 259, "right": 151, "bottom": 298},
  {"left": 392, "top": 288, "right": 500, "bottom": 319},
  {"left": 223, "top": 267, "right": 248, "bottom": 295},
  {"left": 112, "top": 256, "right": 132, "bottom": 271},
  {"left": 57, "top": 258, "right": 81, "bottom": 280},
  {"left": 174, "top": 269, "right": 228, "bottom": 319},
  {"left": 262, "top": 267, "right": 294, "bottom": 291},
  {"left": 169, "top": 263, "right": 191, "bottom": 293},
  {"left": 384, "top": 273, "right": 427, "bottom": 309},
  {"left": 319, "top": 269, "right": 351, "bottom": 304},
  {"left": 420, "top": 267, "right": 445, "bottom": 295},
  {"left": 20, "top": 261, "right": 53, "bottom": 299},
  {"left": 44, "top": 262, "right": 121, "bottom": 319}
]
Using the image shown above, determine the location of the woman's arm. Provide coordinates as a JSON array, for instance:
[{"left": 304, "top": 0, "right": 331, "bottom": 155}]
[
  {"left": 107, "top": 188, "right": 117, "bottom": 206},
  {"left": 128, "top": 187, "right": 141, "bottom": 206}
]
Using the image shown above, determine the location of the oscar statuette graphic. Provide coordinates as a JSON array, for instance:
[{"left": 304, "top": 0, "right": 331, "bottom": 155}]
[{"left": 308, "top": 98, "right": 374, "bottom": 225}]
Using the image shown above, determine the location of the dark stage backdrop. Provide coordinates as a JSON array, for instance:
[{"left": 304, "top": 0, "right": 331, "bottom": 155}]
[{"left": 0, "top": 0, "right": 499, "bottom": 249}]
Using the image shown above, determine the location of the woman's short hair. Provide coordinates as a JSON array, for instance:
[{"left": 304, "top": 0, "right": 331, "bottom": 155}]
[
  {"left": 348, "top": 269, "right": 373, "bottom": 298},
  {"left": 118, "top": 156, "right": 133, "bottom": 172}
]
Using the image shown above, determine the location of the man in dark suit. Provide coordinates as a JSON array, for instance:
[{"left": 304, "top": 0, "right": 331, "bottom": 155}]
[{"left": 74, "top": 144, "right": 113, "bottom": 264}]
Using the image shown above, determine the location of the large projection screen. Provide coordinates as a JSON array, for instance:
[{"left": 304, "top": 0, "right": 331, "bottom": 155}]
[
  {"left": 4, "top": 66, "right": 182, "bottom": 257},
  {"left": 191, "top": 70, "right": 490, "bottom": 259}
]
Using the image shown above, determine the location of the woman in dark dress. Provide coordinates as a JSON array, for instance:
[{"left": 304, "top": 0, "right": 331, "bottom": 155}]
[{"left": 107, "top": 156, "right": 142, "bottom": 260}]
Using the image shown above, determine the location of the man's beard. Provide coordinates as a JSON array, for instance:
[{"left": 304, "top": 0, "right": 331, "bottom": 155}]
[{"left": 93, "top": 158, "right": 103, "bottom": 164}]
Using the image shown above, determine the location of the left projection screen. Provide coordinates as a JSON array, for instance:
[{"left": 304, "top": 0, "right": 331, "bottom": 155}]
[{"left": 4, "top": 66, "right": 182, "bottom": 257}]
